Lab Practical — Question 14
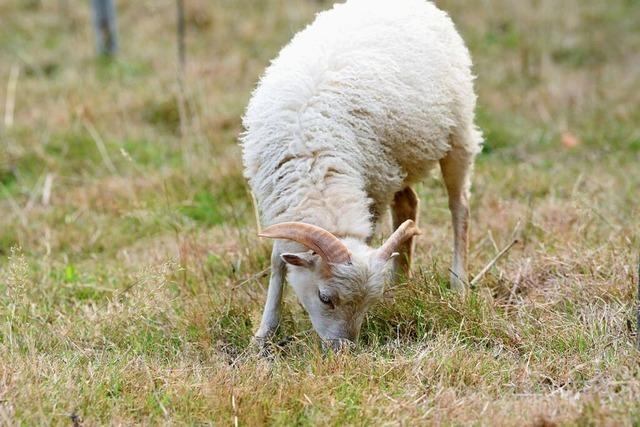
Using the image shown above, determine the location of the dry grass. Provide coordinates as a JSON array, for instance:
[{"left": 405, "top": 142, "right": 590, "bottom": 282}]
[{"left": 1, "top": 0, "right": 639, "bottom": 425}]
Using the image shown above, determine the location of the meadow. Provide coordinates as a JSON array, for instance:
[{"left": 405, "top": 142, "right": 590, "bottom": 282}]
[{"left": 0, "top": 0, "right": 639, "bottom": 424}]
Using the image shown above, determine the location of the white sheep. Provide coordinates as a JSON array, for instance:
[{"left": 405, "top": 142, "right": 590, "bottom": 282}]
[{"left": 241, "top": 0, "right": 482, "bottom": 348}]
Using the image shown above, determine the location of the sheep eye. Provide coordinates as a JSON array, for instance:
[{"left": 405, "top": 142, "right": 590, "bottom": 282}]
[{"left": 318, "top": 291, "right": 334, "bottom": 308}]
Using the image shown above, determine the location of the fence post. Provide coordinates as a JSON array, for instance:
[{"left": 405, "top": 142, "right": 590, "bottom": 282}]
[
  {"left": 91, "top": 0, "right": 118, "bottom": 57},
  {"left": 637, "top": 255, "right": 640, "bottom": 350},
  {"left": 176, "top": 0, "right": 186, "bottom": 72}
]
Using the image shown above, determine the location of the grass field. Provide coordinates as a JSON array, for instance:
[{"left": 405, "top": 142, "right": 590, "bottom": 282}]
[{"left": 1, "top": 0, "right": 639, "bottom": 424}]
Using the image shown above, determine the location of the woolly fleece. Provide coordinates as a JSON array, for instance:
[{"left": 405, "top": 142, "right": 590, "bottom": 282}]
[{"left": 241, "top": 0, "right": 482, "bottom": 240}]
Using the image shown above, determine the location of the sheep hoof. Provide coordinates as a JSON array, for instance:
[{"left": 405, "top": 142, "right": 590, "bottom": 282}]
[
  {"left": 449, "top": 273, "right": 468, "bottom": 294},
  {"left": 252, "top": 336, "right": 275, "bottom": 358}
]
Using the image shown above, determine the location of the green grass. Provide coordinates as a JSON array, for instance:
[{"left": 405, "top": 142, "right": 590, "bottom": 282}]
[{"left": 1, "top": 0, "right": 639, "bottom": 425}]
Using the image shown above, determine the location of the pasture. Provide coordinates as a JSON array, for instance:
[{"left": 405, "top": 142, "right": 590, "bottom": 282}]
[{"left": 0, "top": 0, "right": 639, "bottom": 424}]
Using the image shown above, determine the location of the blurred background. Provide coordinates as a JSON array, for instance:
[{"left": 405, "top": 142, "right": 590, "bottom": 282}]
[
  {"left": 0, "top": 0, "right": 637, "bottom": 257},
  {"left": 0, "top": 0, "right": 639, "bottom": 424},
  {"left": 0, "top": 0, "right": 638, "bottom": 255}
]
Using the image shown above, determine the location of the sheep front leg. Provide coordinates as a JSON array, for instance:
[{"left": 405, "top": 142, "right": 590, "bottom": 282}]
[
  {"left": 440, "top": 148, "right": 473, "bottom": 293},
  {"left": 255, "top": 241, "right": 286, "bottom": 345}
]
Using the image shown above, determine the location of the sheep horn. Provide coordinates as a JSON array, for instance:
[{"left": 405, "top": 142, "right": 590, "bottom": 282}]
[
  {"left": 378, "top": 220, "right": 421, "bottom": 260},
  {"left": 259, "top": 222, "right": 351, "bottom": 264}
]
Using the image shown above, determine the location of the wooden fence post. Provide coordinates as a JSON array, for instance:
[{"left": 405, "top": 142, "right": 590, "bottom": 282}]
[
  {"left": 176, "top": 0, "right": 186, "bottom": 72},
  {"left": 637, "top": 255, "right": 640, "bottom": 350},
  {"left": 91, "top": 0, "right": 118, "bottom": 57}
]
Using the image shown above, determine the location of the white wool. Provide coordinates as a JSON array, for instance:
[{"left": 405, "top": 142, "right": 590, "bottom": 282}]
[{"left": 241, "top": 0, "right": 483, "bottom": 242}]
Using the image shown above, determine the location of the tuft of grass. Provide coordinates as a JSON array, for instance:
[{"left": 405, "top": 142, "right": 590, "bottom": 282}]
[{"left": 143, "top": 95, "right": 182, "bottom": 134}]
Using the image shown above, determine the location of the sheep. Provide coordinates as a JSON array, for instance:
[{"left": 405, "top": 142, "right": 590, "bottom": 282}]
[{"left": 240, "top": 0, "right": 482, "bottom": 349}]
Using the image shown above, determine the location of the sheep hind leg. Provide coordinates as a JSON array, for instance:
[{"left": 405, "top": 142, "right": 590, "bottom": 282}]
[
  {"left": 391, "top": 186, "right": 420, "bottom": 278},
  {"left": 439, "top": 147, "right": 473, "bottom": 293}
]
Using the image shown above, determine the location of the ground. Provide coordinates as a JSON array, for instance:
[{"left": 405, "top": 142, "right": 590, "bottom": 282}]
[{"left": 0, "top": 0, "right": 639, "bottom": 425}]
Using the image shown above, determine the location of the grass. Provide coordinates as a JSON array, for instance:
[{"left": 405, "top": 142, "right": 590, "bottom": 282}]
[{"left": 0, "top": 0, "right": 639, "bottom": 424}]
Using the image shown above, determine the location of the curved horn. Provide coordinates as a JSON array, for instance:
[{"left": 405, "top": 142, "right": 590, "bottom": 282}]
[
  {"left": 378, "top": 220, "right": 421, "bottom": 260},
  {"left": 259, "top": 222, "right": 351, "bottom": 264}
]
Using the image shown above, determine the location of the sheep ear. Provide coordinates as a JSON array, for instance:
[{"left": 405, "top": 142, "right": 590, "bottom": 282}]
[{"left": 281, "top": 252, "right": 316, "bottom": 268}]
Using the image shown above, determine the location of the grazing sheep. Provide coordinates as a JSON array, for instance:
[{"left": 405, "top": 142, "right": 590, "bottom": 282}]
[{"left": 241, "top": 0, "right": 482, "bottom": 348}]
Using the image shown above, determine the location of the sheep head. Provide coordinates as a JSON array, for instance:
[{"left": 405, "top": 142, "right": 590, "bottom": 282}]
[{"left": 259, "top": 220, "right": 420, "bottom": 349}]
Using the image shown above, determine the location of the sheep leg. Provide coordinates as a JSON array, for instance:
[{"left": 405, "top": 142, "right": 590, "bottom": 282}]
[
  {"left": 255, "top": 242, "right": 286, "bottom": 345},
  {"left": 439, "top": 148, "right": 473, "bottom": 293},
  {"left": 391, "top": 186, "right": 419, "bottom": 278}
]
